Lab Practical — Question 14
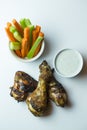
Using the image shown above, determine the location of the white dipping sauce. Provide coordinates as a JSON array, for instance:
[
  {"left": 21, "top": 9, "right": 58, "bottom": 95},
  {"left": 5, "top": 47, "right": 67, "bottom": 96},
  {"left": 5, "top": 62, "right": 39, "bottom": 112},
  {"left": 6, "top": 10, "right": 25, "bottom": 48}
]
[{"left": 55, "top": 49, "right": 83, "bottom": 77}]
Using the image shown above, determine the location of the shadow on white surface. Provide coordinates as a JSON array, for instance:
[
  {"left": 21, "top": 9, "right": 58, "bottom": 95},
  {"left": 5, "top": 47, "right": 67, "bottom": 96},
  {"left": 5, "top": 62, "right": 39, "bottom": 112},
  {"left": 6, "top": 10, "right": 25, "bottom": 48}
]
[{"left": 79, "top": 57, "right": 87, "bottom": 77}]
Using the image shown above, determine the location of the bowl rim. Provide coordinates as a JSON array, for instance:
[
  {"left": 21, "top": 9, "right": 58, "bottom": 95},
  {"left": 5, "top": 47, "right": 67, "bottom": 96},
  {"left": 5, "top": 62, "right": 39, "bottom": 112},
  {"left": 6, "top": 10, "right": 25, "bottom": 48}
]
[
  {"left": 54, "top": 48, "right": 83, "bottom": 78},
  {"left": 9, "top": 40, "right": 45, "bottom": 62}
]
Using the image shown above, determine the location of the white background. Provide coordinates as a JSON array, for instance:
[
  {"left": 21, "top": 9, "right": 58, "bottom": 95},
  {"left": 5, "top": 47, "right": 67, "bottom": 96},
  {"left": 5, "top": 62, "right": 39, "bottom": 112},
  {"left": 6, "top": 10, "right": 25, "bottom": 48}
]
[{"left": 0, "top": 0, "right": 87, "bottom": 130}]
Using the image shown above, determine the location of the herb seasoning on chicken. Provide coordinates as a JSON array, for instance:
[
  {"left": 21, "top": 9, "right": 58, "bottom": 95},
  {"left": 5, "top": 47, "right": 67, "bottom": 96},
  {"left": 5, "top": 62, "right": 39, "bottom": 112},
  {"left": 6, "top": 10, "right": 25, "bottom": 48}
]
[
  {"left": 10, "top": 71, "right": 37, "bottom": 102},
  {"left": 26, "top": 64, "right": 49, "bottom": 116},
  {"left": 26, "top": 79, "right": 48, "bottom": 116},
  {"left": 26, "top": 60, "right": 67, "bottom": 116},
  {"left": 39, "top": 60, "right": 67, "bottom": 107},
  {"left": 10, "top": 60, "right": 68, "bottom": 116}
]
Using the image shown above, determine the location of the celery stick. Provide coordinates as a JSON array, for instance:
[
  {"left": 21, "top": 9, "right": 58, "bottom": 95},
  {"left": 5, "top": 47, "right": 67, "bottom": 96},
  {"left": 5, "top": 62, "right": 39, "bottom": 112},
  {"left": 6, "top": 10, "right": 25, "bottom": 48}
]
[
  {"left": 24, "top": 19, "right": 31, "bottom": 26},
  {"left": 20, "top": 18, "right": 32, "bottom": 28},
  {"left": 27, "top": 36, "right": 43, "bottom": 59},
  {"left": 10, "top": 26, "right": 22, "bottom": 42},
  {"left": 13, "top": 31, "right": 22, "bottom": 42},
  {"left": 19, "top": 18, "right": 26, "bottom": 28},
  {"left": 10, "top": 26, "right": 16, "bottom": 33},
  {"left": 9, "top": 42, "right": 21, "bottom": 50},
  {"left": 19, "top": 18, "right": 34, "bottom": 45}
]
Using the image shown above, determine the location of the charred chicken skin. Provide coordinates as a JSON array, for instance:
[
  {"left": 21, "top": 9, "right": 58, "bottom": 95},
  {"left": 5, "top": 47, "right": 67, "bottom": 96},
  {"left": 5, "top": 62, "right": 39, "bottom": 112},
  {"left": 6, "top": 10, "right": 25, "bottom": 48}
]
[
  {"left": 10, "top": 60, "right": 67, "bottom": 116},
  {"left": 26, "top": 79, "right": 48, "bottom": 116},
  {"left": 10, "top": 71, "right": 37, "bottom": 102},
  {"left": 26, "top": 60, "right": 67, "bottom": 116},
  {"left": 26, "top": 61, "right": 49, "bottom": 116},
  {"left": 39, "top": 60, "right": 67, "bottom": 107}
]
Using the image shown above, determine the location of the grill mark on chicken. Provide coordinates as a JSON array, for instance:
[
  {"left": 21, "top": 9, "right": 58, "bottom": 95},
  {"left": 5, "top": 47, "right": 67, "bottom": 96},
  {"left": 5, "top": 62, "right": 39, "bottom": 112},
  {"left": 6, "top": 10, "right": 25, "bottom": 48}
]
[{"left": 10, "top": 71, "right": 37, "bottom": 101}]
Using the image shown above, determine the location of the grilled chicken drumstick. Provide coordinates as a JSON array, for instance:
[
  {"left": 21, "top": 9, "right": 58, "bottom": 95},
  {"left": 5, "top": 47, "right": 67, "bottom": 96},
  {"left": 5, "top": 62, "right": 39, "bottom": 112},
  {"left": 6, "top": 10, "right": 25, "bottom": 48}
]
[
  {"left": 26, "top": 63, "right": 49, "bottom": 116},
  {"left": 39, "top": 60, "right": 67, "bottom": 107},
  {"left": 26, "top": 60, "right": 67, "bottom": 116},
  {"left": 10, "top": 60, "right": 67, "bottom": 116},
  {"left": 26, "top": 79, "right": 48, "bottom": 116}
]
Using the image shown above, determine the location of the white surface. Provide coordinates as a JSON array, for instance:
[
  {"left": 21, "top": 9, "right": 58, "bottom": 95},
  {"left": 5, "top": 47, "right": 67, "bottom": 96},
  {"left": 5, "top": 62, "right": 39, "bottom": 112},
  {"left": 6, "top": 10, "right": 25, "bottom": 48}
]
[
  {"left": 54, "top": 49, "right": 83, "bottom": 77},
  {"left": 0, "top": 0, "right": 87, "bottom": 130}
]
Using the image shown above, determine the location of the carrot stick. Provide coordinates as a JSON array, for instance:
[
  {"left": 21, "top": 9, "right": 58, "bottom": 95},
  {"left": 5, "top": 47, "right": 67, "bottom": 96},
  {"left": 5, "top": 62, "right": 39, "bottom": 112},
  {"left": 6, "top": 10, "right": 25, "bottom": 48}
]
[
  {"left": 7, "top": 22, "right": 12, "bottom": 28},
  {"left": 5, "top": 27, "right": 16, "bottom": 42},
  {"left": 32, "top": 25, "right": 41, "bottom": 45},
  {"left": 5, "top": 22, "right": 22, "bottom": 58},
  {"left": 39, "top": 32, "right": 44, "bottom": 37},
  {"left": 36, "top": 25, "right": 41, "bottom": 33},
  {"left": 15, "top": 50, "right": 22, "bottom": 57},
  {"left": 24, "top": 27, "right": 30, "bottom": 52},
  {"left": 34, "top": 42, "right": 42, "bottom": 56},
  {"left": 12, "top": 19, "right": 24, "bottom": 37},
  {"left": 24, "top": 27, "right": 30, "bottom": 41},
  {"left": 32, "top": 29, "right": 38, "bottom": 45},
  {"left": 21, "top": 38, "right": 29, "bottom": 58}
]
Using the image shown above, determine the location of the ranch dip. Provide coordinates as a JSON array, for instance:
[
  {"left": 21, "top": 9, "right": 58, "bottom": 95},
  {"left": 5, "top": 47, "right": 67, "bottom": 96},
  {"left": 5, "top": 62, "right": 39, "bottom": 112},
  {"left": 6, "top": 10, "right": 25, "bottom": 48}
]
[{"left": 54, "top": 49, "right": 83, "bottom": 77}]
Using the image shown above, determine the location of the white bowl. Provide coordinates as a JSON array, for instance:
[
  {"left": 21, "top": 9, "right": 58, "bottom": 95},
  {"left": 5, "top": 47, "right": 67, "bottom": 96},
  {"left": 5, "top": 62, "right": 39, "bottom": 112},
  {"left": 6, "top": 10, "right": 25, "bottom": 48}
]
[
  {"left": 9, "top": 41, "right": 45, "bottom": 62},
  {"left": 54, "top": 48, "right": 83, "bottom": 78}
]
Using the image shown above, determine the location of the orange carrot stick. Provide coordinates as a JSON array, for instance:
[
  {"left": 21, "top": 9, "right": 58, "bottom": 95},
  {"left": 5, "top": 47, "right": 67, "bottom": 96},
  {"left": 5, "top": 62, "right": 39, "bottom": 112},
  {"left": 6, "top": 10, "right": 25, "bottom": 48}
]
[
  {"left": 34, "top": 42, "right": 42, "bottom": 56},
  {"left": 32, "top": 29, "right": 38, "bottom": 45},
  {"left": 21, "top": 38, "right": 29, "bottom": 58},
  {"left": 24, "top": 27, "right": 30, "bottom": 52},
  {"left": 36, "top": 25, "right": 41, "bottom": 33},
  {"left": 12, "top": 19, "right": 24, "bottom": 37},
  {"left": 5, "top": 22, "right": 22, "bottom": 57},
  {"left": 24, "top": 27, "right": 30, "bottom": 41},
  {"left": 15, "top": 50, "right": 22, "bottom": 57},
  {"left": 39, "top": 32, "right": 44, "bottom": 37},
  {"left": 7, "top": 22, "right": 12, "bottom": 28},
  {"left": 5, "top": 27, "right": 16, "bottom": 42},
  {"left": 32, "top": 25, "right": 41, "bottom": 45}
]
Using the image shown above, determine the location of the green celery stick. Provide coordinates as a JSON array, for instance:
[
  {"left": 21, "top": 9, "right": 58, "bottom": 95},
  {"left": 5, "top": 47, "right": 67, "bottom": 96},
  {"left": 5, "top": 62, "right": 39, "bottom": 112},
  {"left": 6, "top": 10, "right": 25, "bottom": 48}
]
[
  {"left": 29, "top": 25, "right": 34, "bottom": 47},
  {"left": 13, "top": 31, "right": 22, "bottom": 42},
  {"left": 19, "top": 18, "right": 27, "bottom": 28},
  {"left": 19, "top": 18, "right": 34, "bottom": 46},
  {"left": 10, "top": 26, "right": 22, "bottom": 42},
  {"left": 27, "top": 36, "right": 43, "bottom": 59},
  {"left": 9, "top": 42, "right": 21, "bottom": 50},
  {"left": 24, "top": 18, "right": 31, "bottom": 26},
  {"left": 20, "top": 18, "right": 32, "bottom": 28},
  {"left": 10, "top": 26, "right": 16, "bottom": 33}
]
